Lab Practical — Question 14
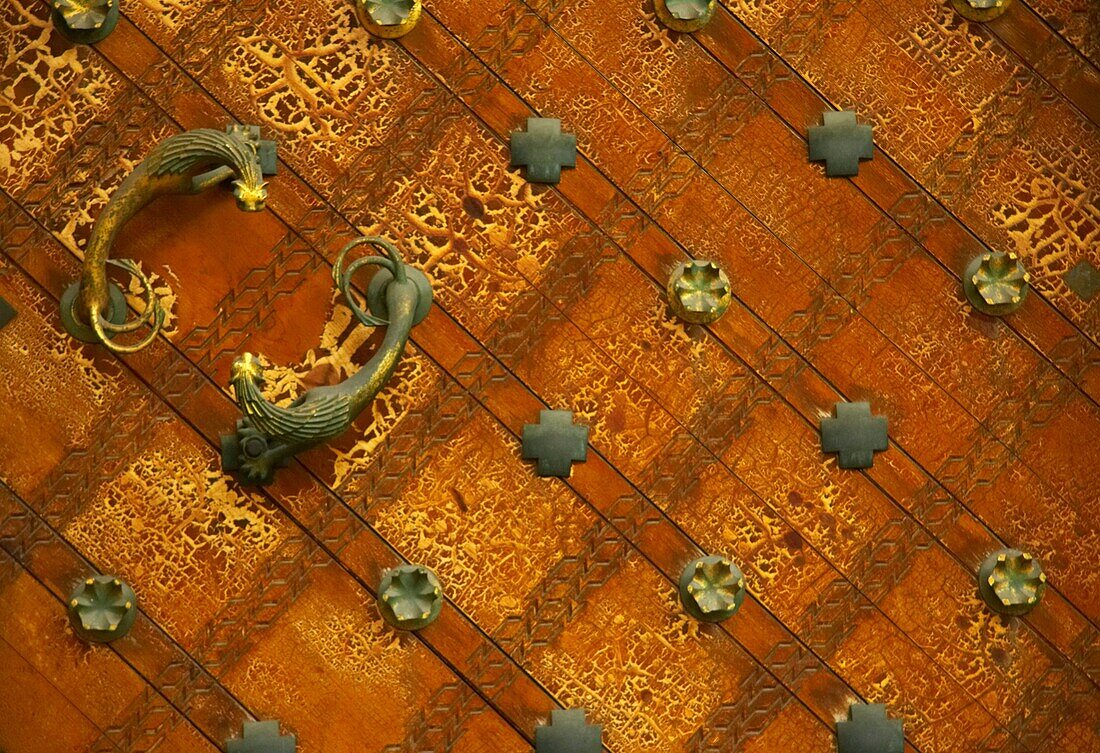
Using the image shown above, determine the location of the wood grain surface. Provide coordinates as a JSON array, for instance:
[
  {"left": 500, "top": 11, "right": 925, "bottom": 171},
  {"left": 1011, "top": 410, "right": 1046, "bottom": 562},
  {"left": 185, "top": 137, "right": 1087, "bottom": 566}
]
[{"left": 1, "top": 1, "right": 1097, "bottom": 752}]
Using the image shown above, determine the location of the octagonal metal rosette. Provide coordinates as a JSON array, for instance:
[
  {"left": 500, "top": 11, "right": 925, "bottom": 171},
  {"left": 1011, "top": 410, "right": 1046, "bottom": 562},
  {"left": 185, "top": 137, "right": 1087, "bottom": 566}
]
[
  {"left": 667, "top": 259, "right": 732, "bottom": 325},
  {"left": 377, "top": 564, "right": 444, "bottom": 630},
  {"left": 355, "top": 0, "right": 422, "bottom": 38},
  {"left": 679, "top": 555, "right": 746, "bottom": 622},
  {"left": 67, "top": 575, "right": 138, "bottom": 642},
  {"left": 978, "top": 548, "right": 1047, "bottom": 616},
  {"left": 950, "top": 0, "right": 1012, "bottom": 22},
  {"left": 654, "top": 0, "right": 717, "bottom": 32}
]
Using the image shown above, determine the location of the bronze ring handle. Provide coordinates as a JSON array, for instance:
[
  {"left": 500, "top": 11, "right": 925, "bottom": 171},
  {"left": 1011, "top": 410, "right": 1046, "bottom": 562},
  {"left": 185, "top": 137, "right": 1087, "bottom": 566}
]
[
  {"left": 60, "top": 125, "right": 277, "bottom": 353},
  {"left": 220, "top": 236, "right": 433, "bottom": 485}
]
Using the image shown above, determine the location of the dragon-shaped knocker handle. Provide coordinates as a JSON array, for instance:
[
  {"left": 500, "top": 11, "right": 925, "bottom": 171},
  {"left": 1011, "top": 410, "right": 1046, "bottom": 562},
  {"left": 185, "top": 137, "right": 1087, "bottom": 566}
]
[
  {"left": 60, "top": 125, "right": 277, "bottom": 353},
  {"left": 220, "top": 236, "right": 433, "bottom": 485}
]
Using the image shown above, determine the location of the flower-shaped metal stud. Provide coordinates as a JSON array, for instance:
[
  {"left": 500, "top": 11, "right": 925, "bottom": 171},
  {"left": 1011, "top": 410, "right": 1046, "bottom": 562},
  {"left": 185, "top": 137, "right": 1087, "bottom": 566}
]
[
  {"left": 67, "top": 575, "right": 137, "bottom": 642},
  {"left": 679, "top": 555, "right": 745, "bottom": 622},
  {"left": 978, "top": 548, "right": 1047, "bottom": 616},
  {"left": 51, "top": 0, "right": 119, "bottom": 44},
  {"left": 667, "top": 260, "right": 732, "bottom": 324},
  {"left": 963, "top": 251, "right": 1029, "bottom": 316},
  {"left": 950, "top": 0, "right": 1012, "bottom": 22},
  {"left": 355, "top": 0, "right": 421, "bottom": 39},
  {"left": 377, "top": 564, "right": 444, "bottom": 630},
  {"left": 654, "top": 0, "right": 717, "bottom": 32}
]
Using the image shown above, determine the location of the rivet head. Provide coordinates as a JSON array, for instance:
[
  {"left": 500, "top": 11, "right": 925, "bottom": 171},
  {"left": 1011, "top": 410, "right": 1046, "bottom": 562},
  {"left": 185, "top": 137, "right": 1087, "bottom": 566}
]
[
  {"left": 667, "top": 260, "right": 732, "bottom": 325},
  {"left": 978, "top": 548, "right": 1047, "bottom": 616},
  {"left": 377, "top": 564, "right": 444, "bottom": 630},
  {"left": 67, "top": 575, "right": 138, "bottom": 643},
  {"left": 679, "top": 555, "right": 746, "bottom": 622}
]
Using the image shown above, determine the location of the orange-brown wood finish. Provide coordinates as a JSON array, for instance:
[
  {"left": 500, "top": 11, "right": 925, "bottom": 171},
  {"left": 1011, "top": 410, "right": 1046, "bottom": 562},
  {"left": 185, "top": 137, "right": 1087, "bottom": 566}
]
[{"left": 1, "top": 1, "right": 1097, "bottom": 752}]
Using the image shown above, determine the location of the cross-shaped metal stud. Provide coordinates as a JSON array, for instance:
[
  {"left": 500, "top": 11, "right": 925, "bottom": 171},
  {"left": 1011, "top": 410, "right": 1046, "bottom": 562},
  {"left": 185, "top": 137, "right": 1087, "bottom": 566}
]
[
  {"left": 808, "top": 110, "right": 874, "bottom": 177},
  {"left": 522, "top": 410, "right": 588, "bottom": 477},
  {"left": 510, "top": 118, "right": 577, "bottom": 184},
  {"left": 226, "top": 721, "right": 296, "bottom": 753},
  {"left": 837, "top": 704, "right": 903, "bottom": 753},
  {"left": 820, "top": 402, "right": 888, "bottom": 469},
  {"left": 536, "top": 709, "right": 602, "bottom": 753},
  {"left": 0, "top": 295, "right": 15, "bottom": 330},
  {"left": 1064, "top": 259, "right": 1100, "bottom": 301}
]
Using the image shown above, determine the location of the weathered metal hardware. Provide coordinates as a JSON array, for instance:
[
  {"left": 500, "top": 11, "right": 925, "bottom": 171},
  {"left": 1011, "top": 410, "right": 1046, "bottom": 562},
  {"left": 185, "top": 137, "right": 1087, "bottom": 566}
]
[
  {"left": 963, "top": 251, "right": 1029, "bottom": 316},
  {"left": 654, "top": 0, "right": 716, "bottom": 32},
  {"left": 951, "top": 0, "right": 1012, "bottom": 22},
  {"left": 377, "top": 564, "right": 444, "bottom": 630},
  {"left": 837, "top": 704, "right": 903, "bottom": 753},
  {"left": 221, "top": 236, "right": 432, "bottom": 485},
  {"left": 821, "top": 401, "right": 888, "bottom": 469},
  {"left": 60, "top": 125, "right": 276, "bottom": 352},
  {"left": 978, "top": 548, "right": 1046, "bottom": 616},
  {"left": 510, "top": 118, "right": 577, "bottom": 184},
  {"left": 522, "top": 409, "right": 588, "bottom": 478},
  {"left": 0, "top": 296, "right": 15, "bottom": 330},
  {"left": 808, "top": 110, "right": 874, "bottom": 177},
  {"left": 536, "top": 709, "right": 602, "bottom": 753},
  {"left": 667, "top": 260, "right": 731, "bottom": 324},
  {"left": 355, "top": 0, "right": 421, "bottom": 38},
  {"left": 679, "top": 555, "right": 745, "bottom": 622},
  {"left": 227, "top": 720, "right": 296, "bottom": 753},
  {"left": 51, "top": 0, "right": 119, "bottom": 44},
  {"left": 67, "top": 575, "right": 137, "bottom": 642}
]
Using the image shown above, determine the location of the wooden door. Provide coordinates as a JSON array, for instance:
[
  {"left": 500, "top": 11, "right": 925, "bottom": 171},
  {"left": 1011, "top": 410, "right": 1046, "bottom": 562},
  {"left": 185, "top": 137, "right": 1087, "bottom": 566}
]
[{"left": 1, "top": 1, "right": 1097, "bottom": 752}]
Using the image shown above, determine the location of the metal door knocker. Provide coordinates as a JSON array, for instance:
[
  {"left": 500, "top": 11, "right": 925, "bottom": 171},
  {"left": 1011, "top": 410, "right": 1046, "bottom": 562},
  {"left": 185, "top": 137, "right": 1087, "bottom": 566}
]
[
  {"left": 221, "top": 236, "right": 433, "bottom": 485},
  {"left": 60, "top": 125, "right": 277, "bottom": 352}
]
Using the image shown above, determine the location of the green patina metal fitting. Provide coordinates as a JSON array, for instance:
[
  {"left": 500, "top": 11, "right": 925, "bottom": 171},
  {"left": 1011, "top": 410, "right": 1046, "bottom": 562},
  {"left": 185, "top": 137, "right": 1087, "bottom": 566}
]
[
  {"left": 510, "top": 118, "right": 577, "bottom": 184},
  {"left": 1064, "top": 260, "right": 1100, "bottom": 301},
  {"left": 951, "top": 0, "right": 1012, "bottom": 22},
  {"left": 67, "top": 575, "right": 137, "bottom": 643},
  {"left": 978, "top": 548, "right": 1047, "bottom": 616},
  {"left": 654, "top": 0, "right": 716, "bottom": 32},
  {"left": 377, "top": 564, "right": 444, "bottom": 631},
  {"left": 535, "top": 709, "right": 602, "bottom": 753},
  {"left": 821, "top": 401, "right": 888, "bottom": 470},
  {"left": 964, "top": 251, "right": 1029, "bottom": 316},
  {"left": 226, "top": 720, "right": 296, "bottom": 753},
  {"left": 808, "top": 111, "right": 874, "bottom": 177},
  {"left": 51, "top": 0, "right": 119, "bottom": 44},
  {"left": 837, "top": 704, "right": 903, "bottom": 753},
  {"left": 522, "top": 410, "right": 588, "bottom": 478},
  {"left": 356, "top": 0, "right": 421, "bottom": 38},
  {"left": 679, "top": 555, "right": 746, "bottom": 622},
  {"left": 667, "top": 260, "right": 731, "bottom": 324},
  {"left": 0, "top": 296, "right": 16, "bottom": 330}
]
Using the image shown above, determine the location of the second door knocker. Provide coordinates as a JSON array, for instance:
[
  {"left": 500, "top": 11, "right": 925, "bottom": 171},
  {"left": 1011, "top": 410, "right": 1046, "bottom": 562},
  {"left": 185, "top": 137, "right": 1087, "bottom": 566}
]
[{"left": 221, "top": 236, "right": 433, "bottom": 485}]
